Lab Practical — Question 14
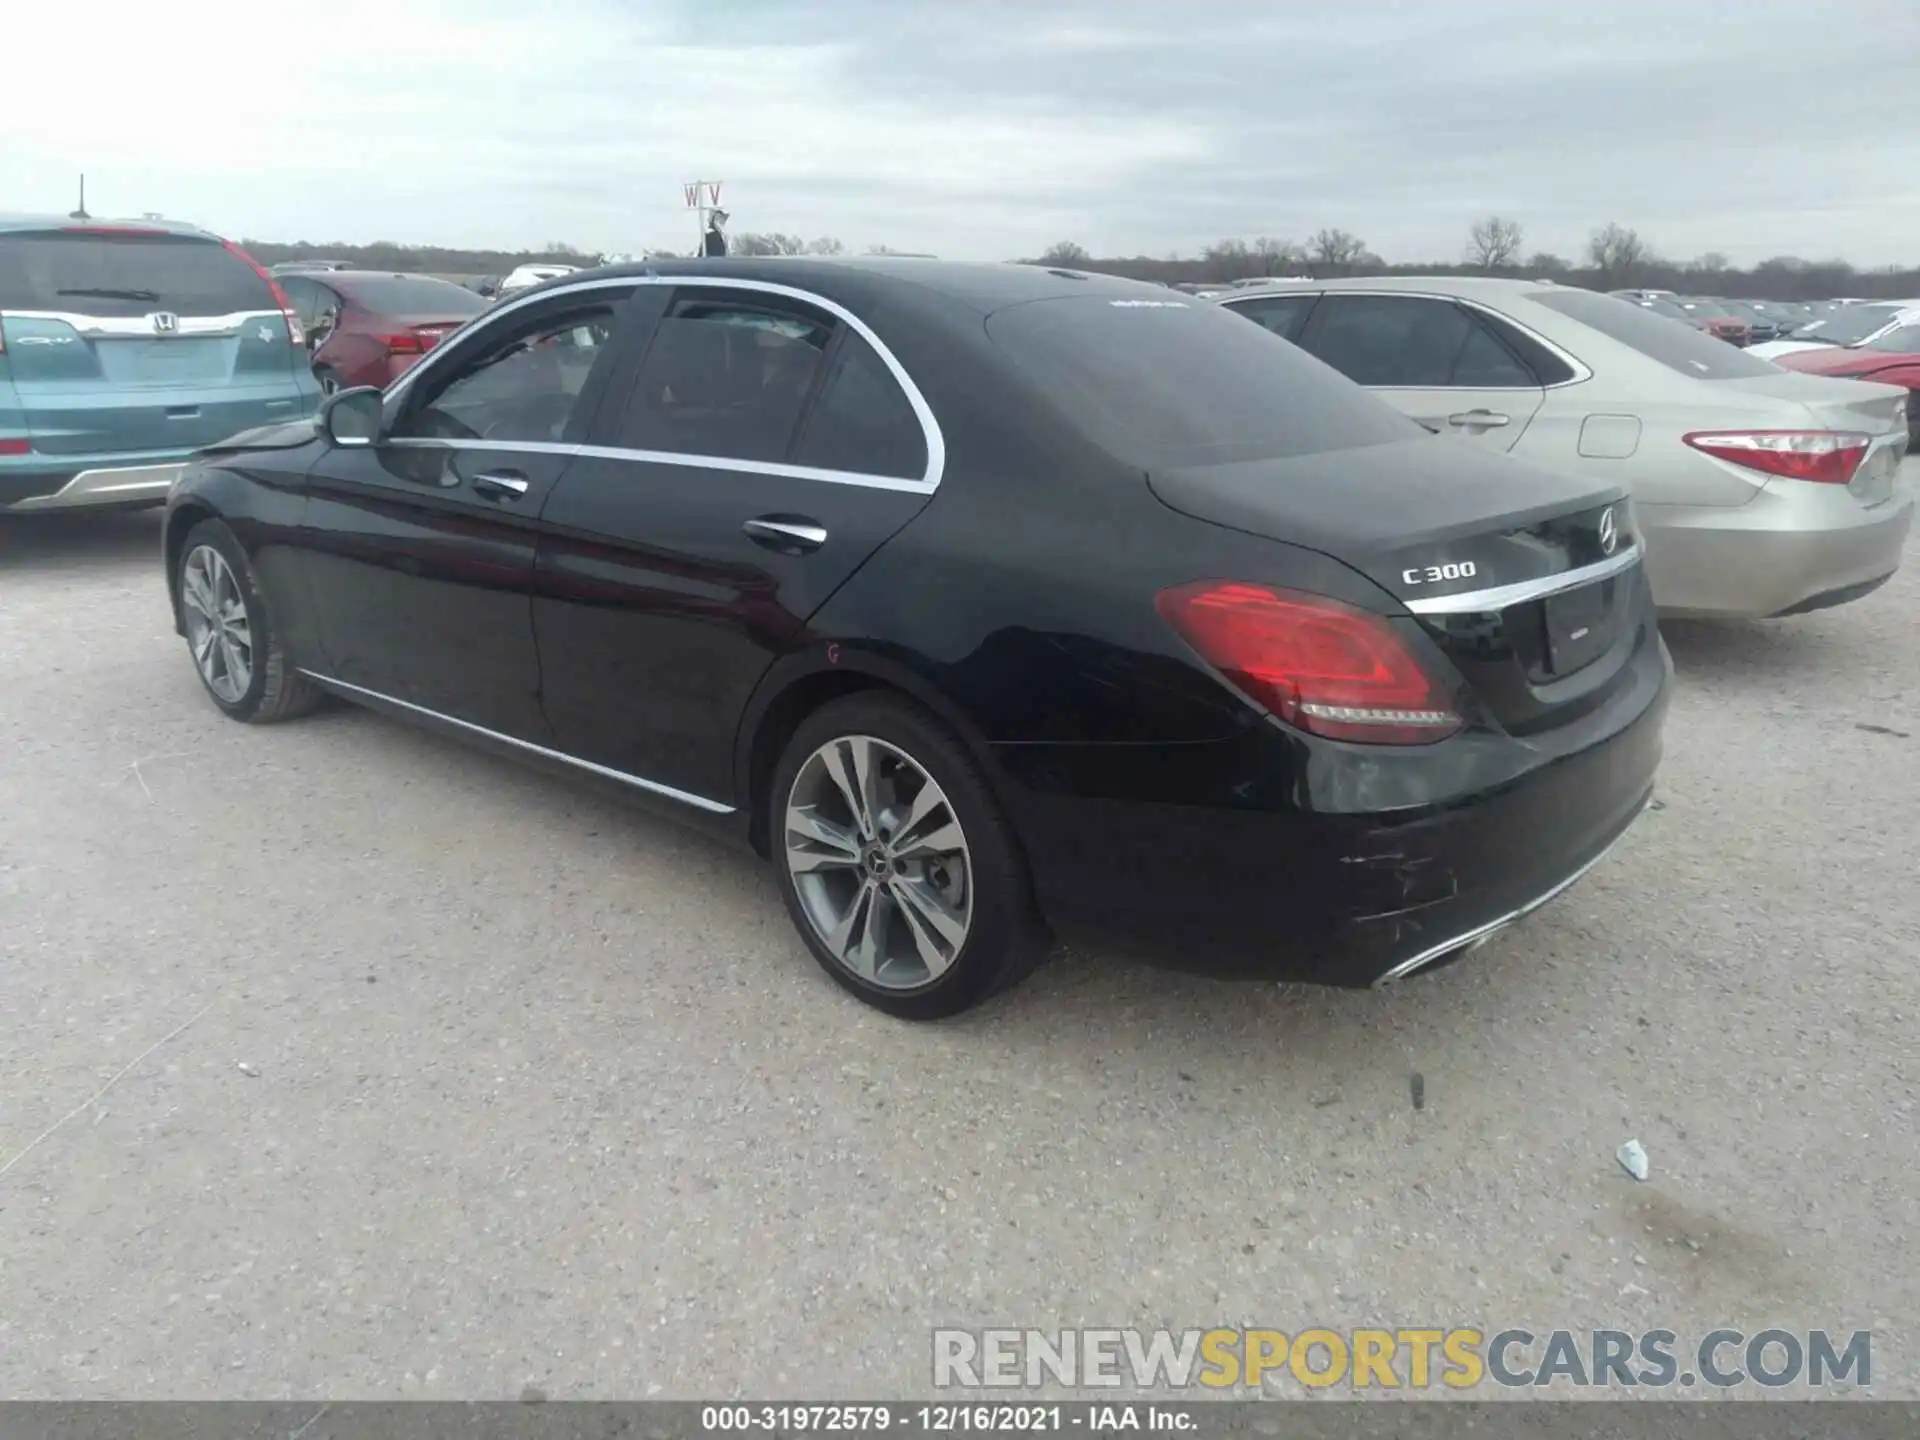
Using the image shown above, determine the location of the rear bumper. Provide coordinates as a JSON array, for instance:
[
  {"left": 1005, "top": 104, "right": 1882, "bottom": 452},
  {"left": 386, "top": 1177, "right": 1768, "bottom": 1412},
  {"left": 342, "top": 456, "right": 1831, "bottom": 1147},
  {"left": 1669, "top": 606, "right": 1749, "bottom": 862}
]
[
  {"left": 3, "top": 459, "right": 187, "bottom": 512},
  {"left": 1641, "top": 479, "right": 1914, "bottom": 620},
  {"left": 1001, "top": 630, "right": 1670, "bottom": 988}
]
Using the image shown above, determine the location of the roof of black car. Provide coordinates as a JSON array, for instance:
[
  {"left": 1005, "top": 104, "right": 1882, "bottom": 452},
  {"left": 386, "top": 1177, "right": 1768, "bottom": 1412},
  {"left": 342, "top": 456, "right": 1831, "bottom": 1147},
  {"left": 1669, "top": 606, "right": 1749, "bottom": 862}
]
[{"left": 563, "top": 256, "right": 1166, "bottom": 313}]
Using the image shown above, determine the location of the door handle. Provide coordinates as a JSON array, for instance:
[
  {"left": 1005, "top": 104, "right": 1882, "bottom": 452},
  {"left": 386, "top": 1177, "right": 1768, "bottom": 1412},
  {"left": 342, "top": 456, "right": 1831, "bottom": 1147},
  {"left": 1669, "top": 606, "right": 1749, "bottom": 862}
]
[
  {"left": 743, "top": 517, "right": 828, "bottom": 553},
  {"left": 470, "top": 470, "right": 531, "bottom": 500},
  {"left": 1447, "top": 410, "right": 1510, "bottom": 429}
]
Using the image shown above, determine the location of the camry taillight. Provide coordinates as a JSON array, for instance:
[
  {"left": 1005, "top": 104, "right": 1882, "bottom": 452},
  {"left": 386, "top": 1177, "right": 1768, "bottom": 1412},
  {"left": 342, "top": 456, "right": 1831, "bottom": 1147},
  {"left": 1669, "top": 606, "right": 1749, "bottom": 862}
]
[
  {"left": 1156, "top": 581, "right": 1462, "bottom": 745},
  {"left": 375, "top": 332, "right": 426, "bottom": 354},
  {"left": 1683, "top": 430, "right": 1871, "bottom": 485}
]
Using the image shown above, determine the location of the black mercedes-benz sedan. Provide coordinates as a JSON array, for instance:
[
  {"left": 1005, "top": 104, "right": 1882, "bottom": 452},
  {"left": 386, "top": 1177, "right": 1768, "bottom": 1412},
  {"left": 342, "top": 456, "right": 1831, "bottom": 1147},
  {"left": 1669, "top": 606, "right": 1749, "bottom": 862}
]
[{"left": 162, "top": 257, "right": 1669, "bottom": 1018}]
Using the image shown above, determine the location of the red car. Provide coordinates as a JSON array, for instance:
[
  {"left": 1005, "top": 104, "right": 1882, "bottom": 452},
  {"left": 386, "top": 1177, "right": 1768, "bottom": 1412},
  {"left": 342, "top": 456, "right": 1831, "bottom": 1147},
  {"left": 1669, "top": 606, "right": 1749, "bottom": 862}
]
[
  {"left": 1674, "top": 298, "right": 1751, "bottom": 347},
  {"left": 1775, "top": 313, "right": 1920, "bottom": 448},
  {"left": 277, "top": 270, "right": 487, "bottom": 393}
]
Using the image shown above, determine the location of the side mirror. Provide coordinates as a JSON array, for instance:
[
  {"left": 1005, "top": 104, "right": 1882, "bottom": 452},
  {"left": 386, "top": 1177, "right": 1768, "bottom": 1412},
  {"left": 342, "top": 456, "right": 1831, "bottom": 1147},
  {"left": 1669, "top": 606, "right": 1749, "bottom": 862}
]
[{"left": 320, "top": 386, "right": 384, "bottom": 447}]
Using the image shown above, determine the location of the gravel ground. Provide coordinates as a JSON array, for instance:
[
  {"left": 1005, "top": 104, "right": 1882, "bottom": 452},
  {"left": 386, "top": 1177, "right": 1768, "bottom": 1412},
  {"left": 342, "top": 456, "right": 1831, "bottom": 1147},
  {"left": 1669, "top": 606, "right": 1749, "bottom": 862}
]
[{"left": 1, "top": 489, "right": 1915, "bottom": 1402}]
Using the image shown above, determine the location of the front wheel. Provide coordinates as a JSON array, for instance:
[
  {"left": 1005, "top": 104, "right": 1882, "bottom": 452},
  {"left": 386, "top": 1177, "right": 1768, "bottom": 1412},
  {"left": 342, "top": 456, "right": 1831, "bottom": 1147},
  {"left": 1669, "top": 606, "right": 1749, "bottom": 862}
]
[
  {"left": 770, "top": 694, "right": 1048, "bottom": 1019},
  {"left": 177, "top": 519, "right": 321, "bottom": 723}
]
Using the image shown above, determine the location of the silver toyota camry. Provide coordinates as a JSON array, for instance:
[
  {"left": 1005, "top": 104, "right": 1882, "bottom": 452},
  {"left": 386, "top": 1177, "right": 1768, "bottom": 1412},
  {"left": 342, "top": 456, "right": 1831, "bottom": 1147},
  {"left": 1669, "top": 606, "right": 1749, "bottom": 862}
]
[{"left": 1212, "top": 277, "right": 1912, "bottom": 619}]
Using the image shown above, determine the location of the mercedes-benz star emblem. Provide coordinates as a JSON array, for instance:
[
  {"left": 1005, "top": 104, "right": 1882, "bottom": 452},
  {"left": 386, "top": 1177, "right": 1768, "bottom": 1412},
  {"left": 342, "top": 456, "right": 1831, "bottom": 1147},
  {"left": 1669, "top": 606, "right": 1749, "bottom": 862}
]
[{"left": 1597, "top": 506, "right": 1619, "bottom": 557}]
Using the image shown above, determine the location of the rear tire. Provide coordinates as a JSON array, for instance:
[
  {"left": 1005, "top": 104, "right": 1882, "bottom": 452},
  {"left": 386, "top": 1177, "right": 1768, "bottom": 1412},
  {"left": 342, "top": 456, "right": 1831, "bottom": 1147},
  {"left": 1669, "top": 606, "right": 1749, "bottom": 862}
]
[
  {"left": 314, "top": 366, "right": 340, "bottom": 396},
  {"left": 177, "top": 519, "right": 321, "bottom": 724},
  {"left": 769, "top": 693, "right": 1048, "bottom": 1019}
]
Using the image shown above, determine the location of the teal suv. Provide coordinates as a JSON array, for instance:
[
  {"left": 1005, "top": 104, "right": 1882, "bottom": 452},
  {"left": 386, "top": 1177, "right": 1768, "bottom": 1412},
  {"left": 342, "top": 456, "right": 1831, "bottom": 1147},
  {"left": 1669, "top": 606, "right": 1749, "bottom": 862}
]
[{"left": 0, "top": 214, "right": 320, "bottom": 512}]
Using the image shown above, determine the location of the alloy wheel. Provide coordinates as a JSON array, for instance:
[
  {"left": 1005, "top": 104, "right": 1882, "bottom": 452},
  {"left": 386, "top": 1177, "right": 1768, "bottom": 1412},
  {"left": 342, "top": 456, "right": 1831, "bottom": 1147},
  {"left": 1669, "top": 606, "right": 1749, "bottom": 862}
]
[
  {"left": 179, "top": 545, "right": 254, "bottom": 703},
  {"left": 784, "top": 734, "right": 974, "bottom": 990}
]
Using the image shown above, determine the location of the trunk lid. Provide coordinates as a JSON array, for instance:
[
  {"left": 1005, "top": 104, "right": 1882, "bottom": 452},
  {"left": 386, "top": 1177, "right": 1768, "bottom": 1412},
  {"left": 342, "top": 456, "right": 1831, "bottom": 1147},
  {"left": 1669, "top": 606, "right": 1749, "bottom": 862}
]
[
  {"left": 1709, "top": 369, "right": 1908, "bottom": 434},
  {"left": 0, "top": 227, "right": 309, "bottom": 456},
  {"left": 1148, "top": 436, "right": 1645, "bottom": 734}
]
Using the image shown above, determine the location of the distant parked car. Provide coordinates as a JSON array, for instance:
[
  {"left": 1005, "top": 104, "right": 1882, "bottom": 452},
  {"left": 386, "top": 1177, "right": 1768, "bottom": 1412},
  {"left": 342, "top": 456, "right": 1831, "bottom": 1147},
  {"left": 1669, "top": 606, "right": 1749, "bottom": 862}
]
[
  {"left": 1209, "top": 277, "right": 1911, "bottom": 619},
  {"left": 497, "top": 263, "right": 580, "bottom": 298},
  {"left": 0, "top": 214, "right": 317, "bottom": 513},
  {"left": 1751, "top": 301, "right": 1918, "bottom": 359},
  {"left": 1774, "top": 314, "right": 1920, "bottom": 449},
  {"left": 1631, "top": 295, "right": 1698, "bottom": 327},
  {"left": 1674, "top": 298, "right": 1751, "bottom": 346},
  {"left": 1710, "top": 299, "right": 1786, "bottom": 344},
  {"left": 270, "top": 259, "right": 352, "bottom": 276},
  {"left": 278, "top": 270, "right": 489, "bottom": 393}
]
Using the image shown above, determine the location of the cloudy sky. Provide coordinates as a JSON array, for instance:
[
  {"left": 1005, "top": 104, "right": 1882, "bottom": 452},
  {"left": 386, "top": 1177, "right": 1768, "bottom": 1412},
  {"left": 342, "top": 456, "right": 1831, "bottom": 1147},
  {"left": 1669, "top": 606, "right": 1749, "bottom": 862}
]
[{"left": 4, "top": 0, "right": 1916, "bottom": 265}]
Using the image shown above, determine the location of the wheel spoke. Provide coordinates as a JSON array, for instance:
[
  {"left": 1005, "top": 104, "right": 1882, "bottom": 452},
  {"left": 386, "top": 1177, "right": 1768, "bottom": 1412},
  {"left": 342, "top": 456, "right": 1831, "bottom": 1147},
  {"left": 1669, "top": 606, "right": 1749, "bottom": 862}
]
[
  {"left": 824, "top": 879, "right": 879, "bottom": 975},
  {"left": 785, "top": 807, "right": 862, "bottom": 874},
  {"left": 891, "top": 819, "right": 965, "bottom": 864},
  {"left": 888, "top": 776, "right": 947, "bottom": 847},
  {"left": 822, "top": 737, "right": 880, "bottom": 839},
  {"left": 219, "top": 636, "right": 251, "bottom": 693},
  {"left": 889, "top": 879, "right": 956, "bottom": 977},
  {"left": 191, "top": 629, "right": 217, "bottom": 667},
  {"left": 182, "top": 567, "right": 215, "bottom": 619},
  {"left": 889, "top": 873, "right": 969, "bottom": 952},
  {"left": 848, "top": 884, "right": 893, "bottom": 980}
]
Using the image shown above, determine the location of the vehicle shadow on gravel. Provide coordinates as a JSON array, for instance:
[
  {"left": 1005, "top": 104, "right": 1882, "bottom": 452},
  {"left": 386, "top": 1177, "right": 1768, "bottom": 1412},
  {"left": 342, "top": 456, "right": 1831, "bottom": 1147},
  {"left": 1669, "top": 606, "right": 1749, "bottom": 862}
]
[
  {"left": 0, "top": 510, "right": 164, "bottom": 574},
  {"left": 1659, "top": 616, "right": 1851, "bottom": 678}
]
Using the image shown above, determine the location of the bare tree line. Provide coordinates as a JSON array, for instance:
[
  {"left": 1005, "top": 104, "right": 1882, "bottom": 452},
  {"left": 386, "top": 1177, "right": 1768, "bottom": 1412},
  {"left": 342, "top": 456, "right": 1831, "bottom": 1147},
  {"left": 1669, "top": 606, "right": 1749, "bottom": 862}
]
[
  {"left": 240, "top": 218, "right": 1918, "bottom": 301},
  {"left": 1027, "top": 218, "right": 1919, "bottom": 301}
]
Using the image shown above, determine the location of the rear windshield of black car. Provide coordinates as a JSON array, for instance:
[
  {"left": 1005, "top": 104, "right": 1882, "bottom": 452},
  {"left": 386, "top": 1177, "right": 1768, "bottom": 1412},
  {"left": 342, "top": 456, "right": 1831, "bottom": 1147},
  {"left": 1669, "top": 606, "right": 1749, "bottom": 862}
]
[
  {"left": 984, "top": 294, "right": 1423, "bottom": 466},
  {"left": 1528, "top": 288, "right": 1780, "bottom": 379},
  {"left": 0, "top": 230, "right": 276, "bottom": 317},
  {"left": 335, "top": 275, "right": 488, "bottom": 316}
]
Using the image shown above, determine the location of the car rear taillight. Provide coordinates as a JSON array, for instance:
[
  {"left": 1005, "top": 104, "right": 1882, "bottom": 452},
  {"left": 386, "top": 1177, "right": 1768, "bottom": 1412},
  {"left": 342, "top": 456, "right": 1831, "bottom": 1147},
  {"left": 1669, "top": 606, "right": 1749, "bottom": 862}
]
[
  {"left": 375, "top": 332, "right": 427, "bottom": 354},
  {"left": 1155, "top": 581, "right": 1462, "bottom": 745},
  {"left": 1683, "top": 430, "right": 1872, "bottom": 485},
  {"left": 221, "top": 239, "right": 305, "bottom": 346},
  {"left": 0, "top": 437, "right": 32, "bottom": 456}
]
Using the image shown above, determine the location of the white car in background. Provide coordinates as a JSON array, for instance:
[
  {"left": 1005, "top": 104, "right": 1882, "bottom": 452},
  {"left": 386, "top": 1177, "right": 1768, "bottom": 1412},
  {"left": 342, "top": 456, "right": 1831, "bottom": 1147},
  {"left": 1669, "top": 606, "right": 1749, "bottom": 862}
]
[
  {"left": 496, "top": 263, "right": 580, "bottom": 298},
  {"left": 1211, "top": 277, "right": 1912, "bottom": 619},
  {"left": 1749, "top": 301, "right": 1920, "bottom": 360}
]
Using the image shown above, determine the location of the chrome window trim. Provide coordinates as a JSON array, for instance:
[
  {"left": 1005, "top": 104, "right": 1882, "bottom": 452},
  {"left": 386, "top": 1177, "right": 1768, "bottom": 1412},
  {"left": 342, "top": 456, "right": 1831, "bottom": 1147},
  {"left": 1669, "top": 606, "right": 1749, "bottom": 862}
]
[
  {"left": 380, "top": 273, "right": 946, "bottom": 493},
  {"left": 295, "top": 670, "right": 736, "bottom": 815},
  {"left": 1219, "top": 288, "right": 1594, "bottom": 391},
  {"left": 1401, "top": 544, "right": 1642, "bottom": 615},
  {"left": 382, "top": 437, "right": 934, "bottom": 495},
  {"left": 0, "top": 308, "right": 289, "bottom": 338}
]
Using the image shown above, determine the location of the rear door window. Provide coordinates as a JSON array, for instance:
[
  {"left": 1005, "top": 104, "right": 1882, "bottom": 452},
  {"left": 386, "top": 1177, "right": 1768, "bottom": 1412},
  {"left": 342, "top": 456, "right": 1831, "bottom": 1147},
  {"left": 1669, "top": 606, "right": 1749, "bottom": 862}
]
[
  {"left": 1531, "top": 289, "right": 1780, "bottom": 378},
  {"left": 0, "top": 230, "right": 275, "bottom": 317},
  {"left": 1224, "top": 292, "right": 1318, "bottom": 342},
  {"left": 789, "top": 331, "right": 928, "bottom": 480},
  {"left": 1450, "top": 324, "right": 1539, "bottom": 387},
  {"left": 615, "top": 293, "right": 836, "bottom": 463},
  {"left": 1302, "top": 296, "right": 1478, "bottom": 388},
  {"left": 1474, "top": 310, "right": 1576, "bottom": 385},
  {"left": 984, "top": 294, "right": 1422, "bottom": 467}
]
